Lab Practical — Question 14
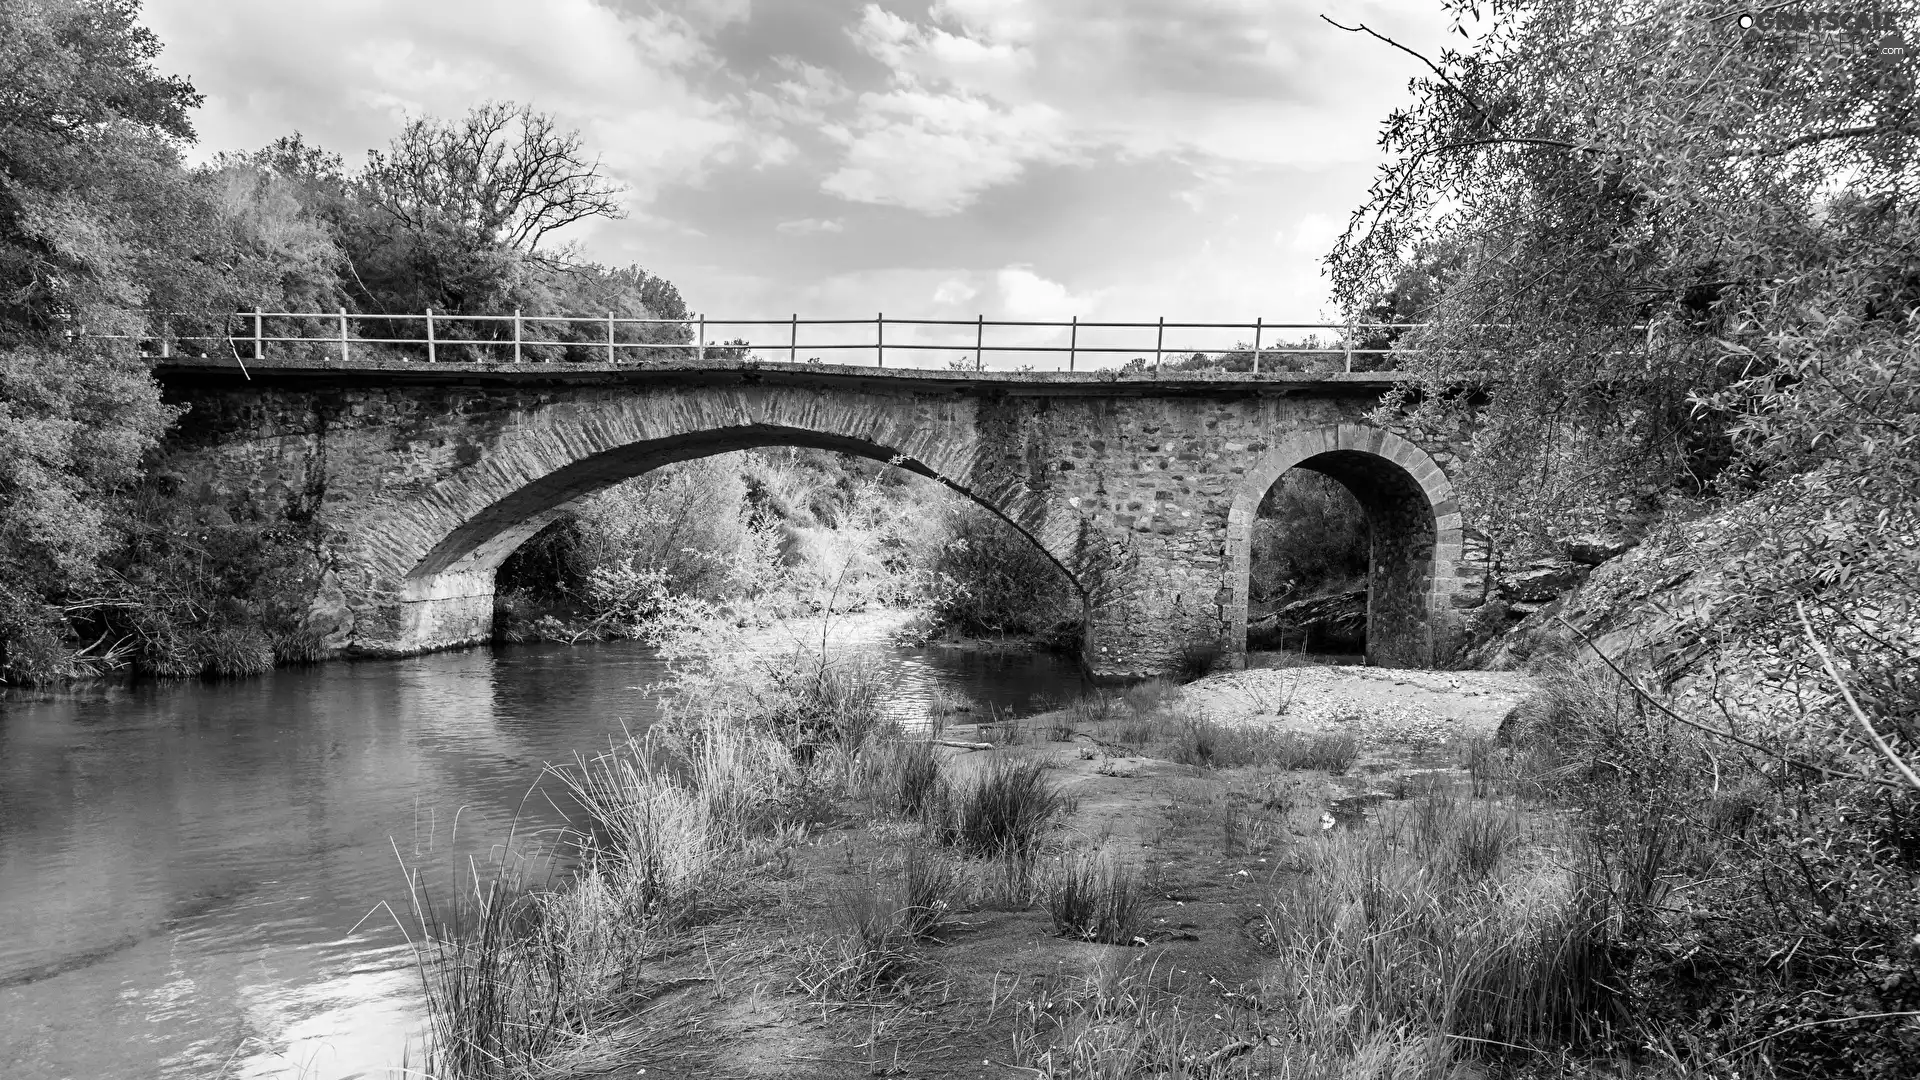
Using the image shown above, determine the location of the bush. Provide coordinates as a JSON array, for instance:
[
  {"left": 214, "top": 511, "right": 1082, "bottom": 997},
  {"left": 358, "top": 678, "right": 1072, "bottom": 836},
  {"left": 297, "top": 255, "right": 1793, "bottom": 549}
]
[
  {"left": 927, "top": 503, "right": 1080, "bottom": 637},
  {"left": 1248, "top": 470, "right": 1369, "bottom": 606},
  {"left": 1508, "top": 659, "right": 1920, "bottom": 1078}
]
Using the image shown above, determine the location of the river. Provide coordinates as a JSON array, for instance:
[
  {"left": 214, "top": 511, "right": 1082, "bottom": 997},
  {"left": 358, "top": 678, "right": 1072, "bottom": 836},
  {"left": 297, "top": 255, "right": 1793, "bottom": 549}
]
[{"left": 0, "top": 618, "right": 1087, "bottom": 1079}]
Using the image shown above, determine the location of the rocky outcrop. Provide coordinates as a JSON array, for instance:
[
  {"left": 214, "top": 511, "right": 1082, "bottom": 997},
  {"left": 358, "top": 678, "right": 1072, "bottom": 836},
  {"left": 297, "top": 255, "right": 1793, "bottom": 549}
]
[
  {"left": 1249, "top": 588, "right": 1367, "bottom": 652},
  {"left": 1495, "top": 562, "right": 1588, "bottom": 603}
]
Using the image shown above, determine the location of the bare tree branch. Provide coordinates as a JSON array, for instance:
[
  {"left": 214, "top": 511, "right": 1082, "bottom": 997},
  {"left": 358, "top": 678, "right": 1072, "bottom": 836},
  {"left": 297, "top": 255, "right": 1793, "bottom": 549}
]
[
  {"left": 1797, "top": 601, "right": 1920, "bottom": 792},
  {"left": 1556, "top": 616, "right": 1906, "bottom": 790}
]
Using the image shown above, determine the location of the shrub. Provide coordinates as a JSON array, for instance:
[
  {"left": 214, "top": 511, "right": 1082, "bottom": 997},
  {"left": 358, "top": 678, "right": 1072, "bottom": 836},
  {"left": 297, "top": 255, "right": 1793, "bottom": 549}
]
[
  {"left": 1508, "top": 659, "right": 1920, "bottom": 1077},
  {"left": 926, "top": 503, "right": 1079, "bottom": 636},
  {"left": 1120, "top": 678, "right": 1181, "bottom": 716},
  {"left": 1247, "top": 470, "right": 1369, "bottom": 605}
]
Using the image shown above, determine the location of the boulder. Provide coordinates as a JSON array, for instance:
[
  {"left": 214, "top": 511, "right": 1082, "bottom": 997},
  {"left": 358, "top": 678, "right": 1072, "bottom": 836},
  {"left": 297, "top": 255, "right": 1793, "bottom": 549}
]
[
  {"left": 1496, "top": 563, "right": 1588, "bottom": 603},
  {"left": 1563, "top": 535, "right": 1636, "bottom": 566},
  {"left": 1250, "top": 588, "right": 1367, "bottom": 652}
]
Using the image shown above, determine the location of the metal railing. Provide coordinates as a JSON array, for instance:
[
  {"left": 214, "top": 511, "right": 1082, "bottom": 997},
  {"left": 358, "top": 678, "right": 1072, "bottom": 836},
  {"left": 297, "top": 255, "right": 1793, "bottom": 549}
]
[{"left": 129, "top": 309, "right": 1427, "bottom": 375}]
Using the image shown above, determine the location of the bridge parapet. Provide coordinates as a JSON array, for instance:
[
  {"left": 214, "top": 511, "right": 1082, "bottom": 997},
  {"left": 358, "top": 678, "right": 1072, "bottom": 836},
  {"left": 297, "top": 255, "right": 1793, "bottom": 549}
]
[{"left": 130, "top": 310, "right": 1417, "bottom": 374}]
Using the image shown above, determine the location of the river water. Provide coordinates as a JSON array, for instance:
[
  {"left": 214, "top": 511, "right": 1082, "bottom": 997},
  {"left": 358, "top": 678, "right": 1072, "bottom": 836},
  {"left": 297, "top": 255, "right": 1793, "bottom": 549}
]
[{"left": 0, "top": 621, "right": 1086, "bottom": 1079}]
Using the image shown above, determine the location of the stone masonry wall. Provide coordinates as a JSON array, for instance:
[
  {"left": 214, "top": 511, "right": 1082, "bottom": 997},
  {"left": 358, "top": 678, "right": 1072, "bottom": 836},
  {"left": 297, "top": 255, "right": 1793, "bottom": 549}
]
[{"left": 157, "top": 365, "right": 1471, "bottom": 677}]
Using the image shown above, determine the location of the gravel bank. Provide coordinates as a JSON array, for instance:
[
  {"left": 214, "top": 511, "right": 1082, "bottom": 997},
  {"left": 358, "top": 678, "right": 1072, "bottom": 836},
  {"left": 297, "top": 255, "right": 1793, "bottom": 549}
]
[{"left": 1180, "top": 664, "right": 1536, "bottom": 751}]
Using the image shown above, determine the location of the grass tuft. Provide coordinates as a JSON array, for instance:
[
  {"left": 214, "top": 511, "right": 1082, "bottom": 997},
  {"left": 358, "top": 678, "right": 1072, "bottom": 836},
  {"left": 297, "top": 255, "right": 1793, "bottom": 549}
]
[
  {"left": 1043, "top": 851, "right": 1148, "bottom": 945},
  {"left": 941, "top": 755, "right": 1070, "bottom": 858}
]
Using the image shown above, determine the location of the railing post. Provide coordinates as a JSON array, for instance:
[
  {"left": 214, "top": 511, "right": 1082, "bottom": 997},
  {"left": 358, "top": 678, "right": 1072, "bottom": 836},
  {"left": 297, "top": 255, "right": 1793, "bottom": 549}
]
[
  {"left": 339, "top": 307, "right": 350, "bottom": 363},
  {"left": 1251, "top": 316, "right": 1262, "bottom": 374},
  {"left": 975, "top": 314, "right": 983, "bottom": 371},
  {"left": 1344, "top": 333, "right": 1353, "bottom": 373},
  {"left": 876, "top": 312, "right": 884, "bottom": 367},
  {"left": 1154, "top": 316, "right": 1164, "bottom": 371},
  {"left": 790, "top": 313, "right": 797, "bottom": 363},
  {"left": 1069, "top": 315, "right": 1077, "bottom": 372},
  {"left": 253, "top": 307, "right": 263, "bottom": 361},
  {"left": 696, "top": 314, "right": 705, "bottom": 363},
  {"left": 425, "top": 307, "right": 436, "bottom": 363},
  {"left": 513, "top": 309, "right": 522, "bottom": 363},
  {"left": 607, "top": 312, "right": 616, "bottom": 363}
]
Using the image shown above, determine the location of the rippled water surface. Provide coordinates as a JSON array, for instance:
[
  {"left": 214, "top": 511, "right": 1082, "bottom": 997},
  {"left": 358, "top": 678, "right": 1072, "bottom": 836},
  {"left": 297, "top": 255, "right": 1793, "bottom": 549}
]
[{"left": 0, "top": 622, "right": 1086, "bottom": 1079}]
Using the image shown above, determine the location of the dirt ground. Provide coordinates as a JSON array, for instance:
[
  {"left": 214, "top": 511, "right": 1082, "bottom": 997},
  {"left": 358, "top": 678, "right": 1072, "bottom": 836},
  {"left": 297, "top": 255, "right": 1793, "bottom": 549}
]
[{"left": 602, "top": 664, "right": 1537, "bottom": 1080}]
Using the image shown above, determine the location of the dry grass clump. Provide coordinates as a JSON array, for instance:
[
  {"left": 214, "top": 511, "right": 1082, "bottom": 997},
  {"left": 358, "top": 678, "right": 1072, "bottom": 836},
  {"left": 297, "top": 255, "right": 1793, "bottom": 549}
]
[
  {"left": 1259, "top": 788, "right": 1621, "bottom": 1060},
  {"left": 805, "top": 846, "right": 966, "bottom": 1000},
  {"left": 938, "top": 754, "right": 1072, "bottom": 857},
  {"left": 860, "top": 735, "right": 949, "bottom": 819},
  {"left": 1107, "top": 706, "right": 1360, "bottom": 774},
  {"left": 1012, "top": 960, "right": 1270, "bottom": 1080},
  {"left": 1042, "top": 851, "right": 1149, "bottom": 945},
  {"left": 407, "top": 719, "right": 807, "bottom": 1077}
]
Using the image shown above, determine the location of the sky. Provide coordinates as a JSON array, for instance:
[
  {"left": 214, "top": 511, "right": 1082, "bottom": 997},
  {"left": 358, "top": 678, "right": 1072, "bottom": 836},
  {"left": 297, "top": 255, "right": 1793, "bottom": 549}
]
[{"left": 144, "top": 0, "right": 1455, "bottom": 366}]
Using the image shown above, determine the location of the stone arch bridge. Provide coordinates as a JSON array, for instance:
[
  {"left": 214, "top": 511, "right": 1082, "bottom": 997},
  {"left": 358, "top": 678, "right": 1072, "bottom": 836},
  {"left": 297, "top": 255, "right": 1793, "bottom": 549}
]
[{"left": 153, "top": 359, "right": 1473, "bottom": 678}]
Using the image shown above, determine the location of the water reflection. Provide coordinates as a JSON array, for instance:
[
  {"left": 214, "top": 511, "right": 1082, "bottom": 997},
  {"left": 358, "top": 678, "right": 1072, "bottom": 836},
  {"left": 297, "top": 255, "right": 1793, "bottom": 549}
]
[{"left": 0, "top": 629, "right": 1084, "bottom": 1079}]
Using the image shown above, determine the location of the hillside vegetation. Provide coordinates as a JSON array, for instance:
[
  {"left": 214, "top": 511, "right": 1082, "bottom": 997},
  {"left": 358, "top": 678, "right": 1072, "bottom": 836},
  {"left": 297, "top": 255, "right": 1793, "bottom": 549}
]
[{"left": 1322, "top": 0, "right": 1920, "bottom": 1072}]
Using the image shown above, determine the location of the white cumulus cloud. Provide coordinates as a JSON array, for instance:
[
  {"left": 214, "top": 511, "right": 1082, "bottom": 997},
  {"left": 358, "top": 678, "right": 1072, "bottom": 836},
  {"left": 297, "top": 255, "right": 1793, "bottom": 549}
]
[{"left": 776, "top": 217, "right": 845, "bottom": 235}]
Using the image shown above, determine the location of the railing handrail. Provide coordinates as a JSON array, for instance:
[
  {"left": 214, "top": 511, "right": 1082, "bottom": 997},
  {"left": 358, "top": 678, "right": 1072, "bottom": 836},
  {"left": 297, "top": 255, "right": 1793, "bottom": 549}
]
[{"left": 107, "top": 309, "right": 1436, "bottom": 375}]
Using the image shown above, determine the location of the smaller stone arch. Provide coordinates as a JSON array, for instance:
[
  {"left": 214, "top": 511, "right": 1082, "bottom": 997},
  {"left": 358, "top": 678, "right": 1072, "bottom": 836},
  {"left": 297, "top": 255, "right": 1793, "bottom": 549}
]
[{"left": 1223, "top": 423, "right": 1464, "bottom": 668}]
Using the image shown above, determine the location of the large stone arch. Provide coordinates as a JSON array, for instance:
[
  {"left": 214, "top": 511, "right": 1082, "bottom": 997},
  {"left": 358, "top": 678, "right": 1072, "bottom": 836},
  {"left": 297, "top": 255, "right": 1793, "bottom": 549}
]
[
  {"left": 353, "top": 387, "right": 1089, "bottom": 654},
  {"left": 1224, "top": 423, "right": 1464, "bottom": 668}
]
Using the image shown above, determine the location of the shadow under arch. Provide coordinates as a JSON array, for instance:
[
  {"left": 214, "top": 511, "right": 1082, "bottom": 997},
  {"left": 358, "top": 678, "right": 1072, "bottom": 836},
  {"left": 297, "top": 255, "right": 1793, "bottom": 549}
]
[
  {"left": 403, "top": 423, "right": 1090, "bottom": 611},
  {"left": 1224, "top": 423, "right": 1462, "bottom": 669}
]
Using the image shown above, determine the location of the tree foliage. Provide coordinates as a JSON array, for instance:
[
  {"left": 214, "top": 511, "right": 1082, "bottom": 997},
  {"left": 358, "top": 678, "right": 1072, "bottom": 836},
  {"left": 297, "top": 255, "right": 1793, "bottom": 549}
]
[
  {"left": 0, "top": 0, "right": 205, "bottom": 679},
  {"left": 1332, "top": 4, "right": 1920, "bottom": 1066},
  {"left": 1334, "top": 0, "right": 1920, "bottom": 771},
  {"left": 352, "top": 102, "right": 624, "bottom": 316},
  {"left": 0, "top": 4, "right": 697, "bottom": 680},
  {"left": 1331, "top": 0, "right": 1919, "bottom": 550}
]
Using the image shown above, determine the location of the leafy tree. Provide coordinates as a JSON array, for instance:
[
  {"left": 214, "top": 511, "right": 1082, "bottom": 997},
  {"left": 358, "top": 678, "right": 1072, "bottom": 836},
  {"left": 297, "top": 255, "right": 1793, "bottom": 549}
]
[
  {"left": 0, "top": 0, "right": 204, "bottom": 680},
  {"left": 1327, "top": 0, "right": 1919, "bottom": 554},
  {"left": 348, "top": 101, "right": 625, "bottom": 319}
]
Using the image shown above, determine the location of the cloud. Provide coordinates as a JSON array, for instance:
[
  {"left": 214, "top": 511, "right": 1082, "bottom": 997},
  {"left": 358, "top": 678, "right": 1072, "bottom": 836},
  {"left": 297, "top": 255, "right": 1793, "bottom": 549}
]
[
  {"left": 996, "top": 266, "right": 1102, "bottom": 319},
  {"left": 933, "top": 277, "right": 979, "bottom": 305},
  {"left": 146, "top": 0, "right": 755, "bottom": 209},
  {"left": 776, "top": 217, "right": 845, "bottom": 235},
  {"left": 819, "top": 89, "right": 1070, "bottom": 215},
  {"left": 144, "top": 0, "right": 1452, "bottom": 334}
]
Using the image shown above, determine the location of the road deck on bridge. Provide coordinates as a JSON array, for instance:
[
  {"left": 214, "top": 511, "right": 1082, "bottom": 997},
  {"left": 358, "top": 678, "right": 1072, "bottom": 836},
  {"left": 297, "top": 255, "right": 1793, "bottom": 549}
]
[{"left": 152, "top": 356, "right": 1414, "bottom": 395}]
